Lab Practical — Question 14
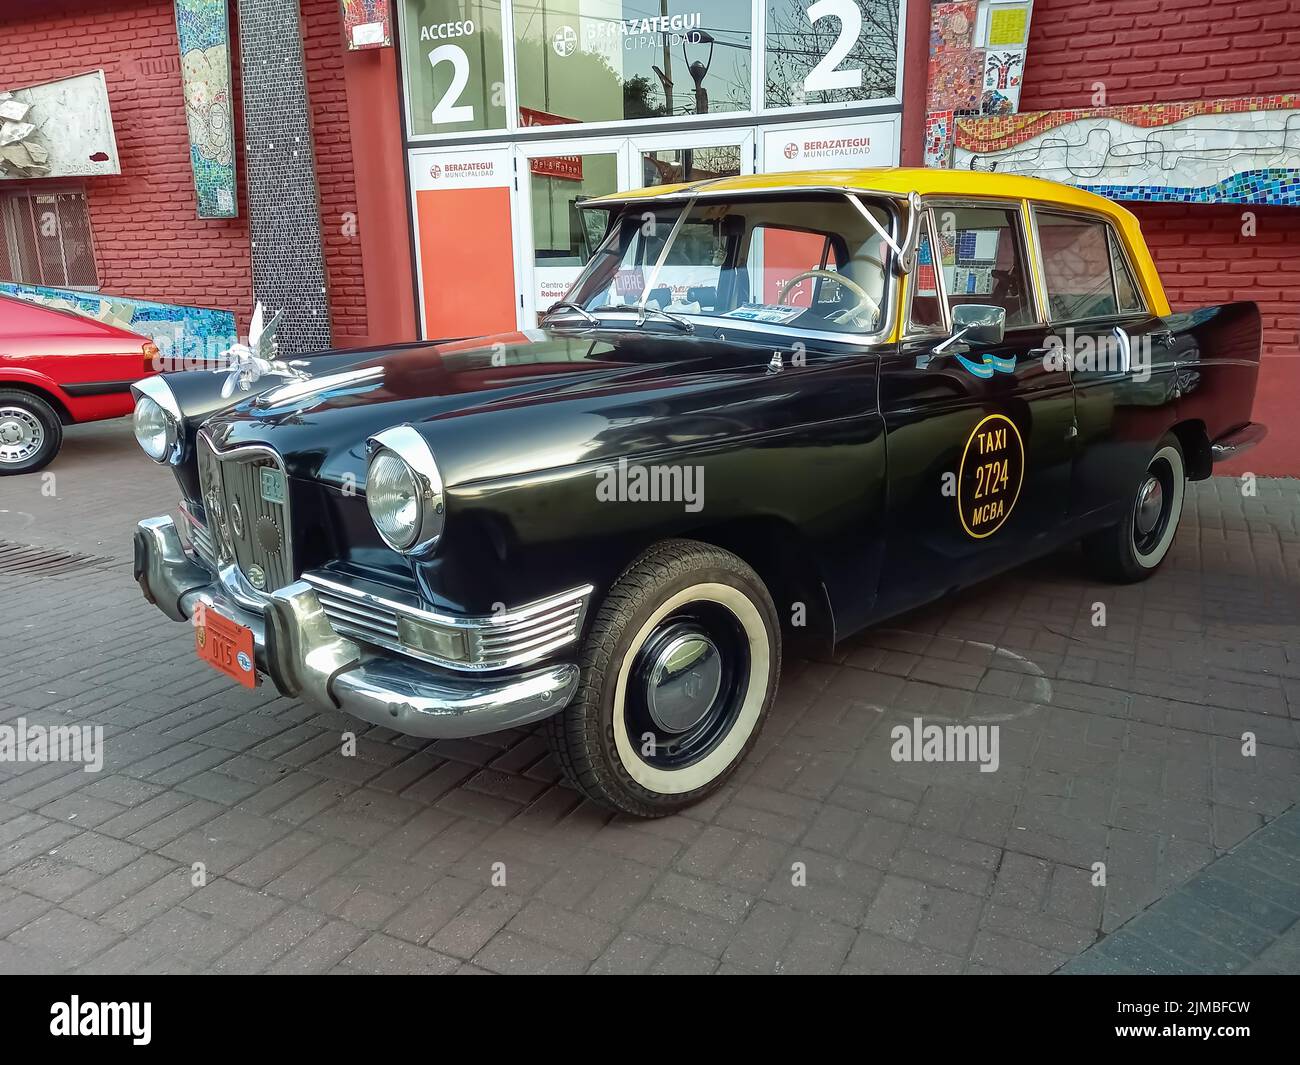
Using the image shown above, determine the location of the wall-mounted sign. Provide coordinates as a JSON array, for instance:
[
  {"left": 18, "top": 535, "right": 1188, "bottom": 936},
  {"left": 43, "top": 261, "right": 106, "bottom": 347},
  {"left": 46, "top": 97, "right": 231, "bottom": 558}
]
[
  {"left": 762, "top": 114, "right": 900, "bottom": 171},
  {"left": 0, "top": 70, "right": 120, "bottom": 181},
  {"left": 175, "top": 0, "right": 237, "bottom": 218},
  {"left": 342, "top": 0, "right": 392, "bottom": 50}
]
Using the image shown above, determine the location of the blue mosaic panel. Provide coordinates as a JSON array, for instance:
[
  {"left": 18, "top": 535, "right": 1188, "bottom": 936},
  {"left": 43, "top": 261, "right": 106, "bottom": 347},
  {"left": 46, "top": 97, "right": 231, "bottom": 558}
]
[
  {"left": 175, "top": 0, "right": 238, "bottom": 219},
  {"left": 0, "top": 281, "right": 236, "bottom": 367},
  {"left": 1081, "top": 168, "right": 1300, "bottom": 206}
]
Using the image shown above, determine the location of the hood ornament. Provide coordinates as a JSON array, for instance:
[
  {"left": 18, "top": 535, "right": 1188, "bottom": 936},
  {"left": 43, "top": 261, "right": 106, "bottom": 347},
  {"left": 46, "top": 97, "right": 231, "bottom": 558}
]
[{"left": 214, "top": 301, "right": 310, "bottom": 398}]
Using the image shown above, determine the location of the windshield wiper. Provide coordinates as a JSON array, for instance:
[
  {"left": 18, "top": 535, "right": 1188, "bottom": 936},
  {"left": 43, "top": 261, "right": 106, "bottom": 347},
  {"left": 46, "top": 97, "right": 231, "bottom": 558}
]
[
  {"left": 590, "top": 304, "right": 694, "bottom": 333},
  {"left": 540, "top": 300, "right": 598, "bottom": 327}
]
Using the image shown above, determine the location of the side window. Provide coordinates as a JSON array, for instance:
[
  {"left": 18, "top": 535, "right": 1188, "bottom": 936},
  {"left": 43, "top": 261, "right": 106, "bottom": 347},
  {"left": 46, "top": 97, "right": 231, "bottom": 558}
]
[
  {"left": 1036, "top": 211, "right": 1121, "bottom": 321},
  {"left": 1108, "top": 228, "right": 1145, "bottom": 314},
  {"left": 908, "top": 221, "right": 945, "bottom": 332},
  {"left": 931, "top": 205, "right": 1034, "bottom": 327}
]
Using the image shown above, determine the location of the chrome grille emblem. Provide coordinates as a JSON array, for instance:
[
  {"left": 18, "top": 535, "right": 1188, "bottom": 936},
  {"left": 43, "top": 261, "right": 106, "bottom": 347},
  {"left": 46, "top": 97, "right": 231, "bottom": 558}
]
[
  {"left": 230, "top": 500, "right": 244, "bottom": 538},
  {"left": 246, "top": 564, "right": 267, "bottom": 590}
]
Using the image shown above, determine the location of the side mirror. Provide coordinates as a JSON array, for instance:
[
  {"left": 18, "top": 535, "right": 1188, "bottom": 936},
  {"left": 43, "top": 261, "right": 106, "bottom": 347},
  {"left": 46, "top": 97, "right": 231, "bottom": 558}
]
[{"left": 951, "top": 304, "right": 1006, "bottom": 347}]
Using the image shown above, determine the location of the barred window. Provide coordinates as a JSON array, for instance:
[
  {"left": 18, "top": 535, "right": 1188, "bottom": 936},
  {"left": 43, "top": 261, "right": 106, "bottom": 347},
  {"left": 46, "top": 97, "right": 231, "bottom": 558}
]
[{"left": 0, "top": 188, "right": 100, "bottom": 289}]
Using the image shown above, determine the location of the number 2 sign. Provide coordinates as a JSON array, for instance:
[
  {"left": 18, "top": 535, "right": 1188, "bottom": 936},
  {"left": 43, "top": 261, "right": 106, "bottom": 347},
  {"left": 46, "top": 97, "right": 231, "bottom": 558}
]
[{"left": 803, "top": 0, "right": 865, "bottom": 94}]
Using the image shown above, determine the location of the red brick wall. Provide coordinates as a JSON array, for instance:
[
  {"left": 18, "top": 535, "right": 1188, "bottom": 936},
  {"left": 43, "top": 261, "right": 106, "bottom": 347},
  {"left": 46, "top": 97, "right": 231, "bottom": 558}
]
[
  {"left": 0, "top": 0, "right": 252, "bottom": 319},
  {"left": 0, "top": 0, "right": 368, "bottom": 343},
  {"left": 1020, "top": 0, "right": 1300, "bottom": 474}
]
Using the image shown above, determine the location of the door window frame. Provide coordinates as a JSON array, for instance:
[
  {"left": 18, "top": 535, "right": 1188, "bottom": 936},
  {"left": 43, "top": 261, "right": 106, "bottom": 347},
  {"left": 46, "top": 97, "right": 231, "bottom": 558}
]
[
  {"left": 904, "top": 208, "right": 948, "bottom": 337},
  {"left": 910, "top": 196, "right": 1045, "bottom": 339},
  {"left": 1026, "top": 203, "right": 1151, "bottom": 327}
]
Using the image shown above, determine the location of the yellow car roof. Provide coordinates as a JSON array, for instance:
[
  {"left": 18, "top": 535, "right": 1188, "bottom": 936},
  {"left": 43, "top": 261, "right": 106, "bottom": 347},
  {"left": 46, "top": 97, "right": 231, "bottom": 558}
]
[{"left": 586, "top": 167, "right": 1135, "bottom": 223}]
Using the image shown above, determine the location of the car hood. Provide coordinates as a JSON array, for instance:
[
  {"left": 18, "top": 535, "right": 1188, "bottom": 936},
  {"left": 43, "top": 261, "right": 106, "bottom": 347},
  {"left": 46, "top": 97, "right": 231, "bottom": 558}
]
[{"left": 200, "top": 328, "right": 801, "bottom": 488}]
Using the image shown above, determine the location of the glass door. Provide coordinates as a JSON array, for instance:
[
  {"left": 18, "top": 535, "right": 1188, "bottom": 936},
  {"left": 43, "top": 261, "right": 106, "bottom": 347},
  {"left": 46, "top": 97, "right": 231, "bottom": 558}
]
[
  {"left": 517, "top": 137, "right": 630, "bottom": 325},
  {"left": 630, "top": 128, "right": 754, "bottom": 189}
]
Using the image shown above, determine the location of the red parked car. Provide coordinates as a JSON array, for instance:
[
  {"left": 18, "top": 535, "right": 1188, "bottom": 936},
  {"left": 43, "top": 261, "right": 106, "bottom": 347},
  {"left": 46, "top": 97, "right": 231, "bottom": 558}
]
[{"left": 0, "top": 293, "right": 158, "bottom": 474}]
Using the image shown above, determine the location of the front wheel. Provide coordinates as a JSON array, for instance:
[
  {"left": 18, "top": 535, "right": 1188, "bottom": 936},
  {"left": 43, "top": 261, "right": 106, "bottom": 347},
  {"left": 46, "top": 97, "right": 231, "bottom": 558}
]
[
  {"left": 1083, "top": 434, "right": 1186, "bottom": 582},
  {"left": 545, "top": 539, "right": 780, "bottom": 818},
  {"left": 0, "top": 391, "right": 63, "bottom": 476}
]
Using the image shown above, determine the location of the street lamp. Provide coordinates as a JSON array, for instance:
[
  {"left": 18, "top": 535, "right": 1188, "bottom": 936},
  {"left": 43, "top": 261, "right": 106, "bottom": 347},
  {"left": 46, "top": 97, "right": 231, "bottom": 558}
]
[
  {"left": 681, "top": 29, "right": 714, "bottom": 180},
  {"left": 683, "top": 29, "right": 714, "bottom": 115}
]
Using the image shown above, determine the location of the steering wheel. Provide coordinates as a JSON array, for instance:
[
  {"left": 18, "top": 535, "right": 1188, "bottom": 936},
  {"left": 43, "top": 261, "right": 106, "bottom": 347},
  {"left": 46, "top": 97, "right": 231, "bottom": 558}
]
[{"left": 776, "top": 268, "right": 880, "bottom": 326}]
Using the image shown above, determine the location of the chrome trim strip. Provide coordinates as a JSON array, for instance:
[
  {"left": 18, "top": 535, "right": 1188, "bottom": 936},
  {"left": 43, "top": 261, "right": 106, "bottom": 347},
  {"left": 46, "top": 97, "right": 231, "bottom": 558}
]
[{"left": 301, "top": 570, "right": 592, "bottom": 672}]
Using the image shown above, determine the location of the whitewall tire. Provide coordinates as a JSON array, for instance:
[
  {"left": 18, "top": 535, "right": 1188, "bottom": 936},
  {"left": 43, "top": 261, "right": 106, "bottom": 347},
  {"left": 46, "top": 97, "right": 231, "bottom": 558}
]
[{"left": 545, "top": 540, "right": 780, "bottom": 817}]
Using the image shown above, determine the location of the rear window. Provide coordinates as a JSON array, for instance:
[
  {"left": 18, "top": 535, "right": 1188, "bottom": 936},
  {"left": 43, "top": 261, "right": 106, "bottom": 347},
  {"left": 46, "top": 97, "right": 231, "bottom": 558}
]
[{"left": 1036, "top": 211, "right": 1143, "bottom": 321}]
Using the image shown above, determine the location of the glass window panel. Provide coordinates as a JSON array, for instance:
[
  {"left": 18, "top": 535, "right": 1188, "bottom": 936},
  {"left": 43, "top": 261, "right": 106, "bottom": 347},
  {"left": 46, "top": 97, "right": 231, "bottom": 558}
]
[
  {"left": 1108, "top": 228, "right": 1144, "bottom": 313},
  {"left": 403, "top": 1, "right": 507, "bottom": 136},
  {"left": 1037, "top": 212, "right": 1120, "bottom": 321},
  {"left": 908, "top": 227, "right": 944, "bottom": 332},
  {"left": 514, "top": 2, "right": 752, "bottom": 126},
  {"left": 531, "top": 153, "right": 620, "bottom": 266},
  {"left": 765, "top": 0, "right": 901, "bottom": 109},
  {"left": 640, "top": 144, "right": 742, "bottom": 186},
  {"left": 566, "top": 195, "right": 892, "bottom": 333},
  {"left": 934, "top": 206, "right": 1033, "bottom": 327}
]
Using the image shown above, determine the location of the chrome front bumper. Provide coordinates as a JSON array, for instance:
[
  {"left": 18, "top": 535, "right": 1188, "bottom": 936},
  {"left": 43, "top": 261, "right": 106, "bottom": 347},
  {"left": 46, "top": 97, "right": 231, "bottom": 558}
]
[{"left": 132, "top": 515, "right": 580, "bottom": 739}]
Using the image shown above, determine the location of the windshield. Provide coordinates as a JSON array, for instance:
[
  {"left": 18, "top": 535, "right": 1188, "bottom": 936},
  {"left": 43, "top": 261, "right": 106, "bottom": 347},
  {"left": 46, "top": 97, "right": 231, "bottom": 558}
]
[{"left": 557, "top": 194, "right": 895, "bottom": 335}]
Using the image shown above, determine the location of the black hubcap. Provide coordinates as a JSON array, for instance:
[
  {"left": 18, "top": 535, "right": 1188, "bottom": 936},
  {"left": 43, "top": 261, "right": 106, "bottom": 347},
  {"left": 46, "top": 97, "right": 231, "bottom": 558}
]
[
  {"left": 1133, "top": 457, "right": 1174, "bottom": 556},
  {"left": 626, "top": 603, "right": 750, "bottom": 770}
]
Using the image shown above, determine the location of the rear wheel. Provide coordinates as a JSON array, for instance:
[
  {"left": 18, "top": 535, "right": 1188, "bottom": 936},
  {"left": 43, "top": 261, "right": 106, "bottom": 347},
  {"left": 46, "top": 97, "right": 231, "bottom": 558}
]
[
  {"left": 0, "top": 391, "right": 62, "bottom": 476},
  {"left": 545, "top": 539, "right": 780, "bottom": 817},
  {"left": 1083, "top": 434, "right": 1185, "bottom": 582}
]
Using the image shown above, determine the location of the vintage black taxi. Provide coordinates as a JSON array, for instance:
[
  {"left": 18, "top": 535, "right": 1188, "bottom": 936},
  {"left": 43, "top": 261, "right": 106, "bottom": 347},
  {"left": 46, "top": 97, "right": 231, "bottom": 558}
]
[{"left": 130, "top": 168, "right": 1266, "bottom": 817}]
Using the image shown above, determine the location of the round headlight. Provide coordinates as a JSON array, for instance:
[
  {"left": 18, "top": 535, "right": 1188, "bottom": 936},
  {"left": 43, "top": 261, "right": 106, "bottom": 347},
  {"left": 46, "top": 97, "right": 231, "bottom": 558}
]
[
  {"left": 133, "top": 395, "right": 171, "bottom": 462},
  {"left": 365, "top": 426, "right": 445, "bottom": 556},
  {"left": 367, "top": 450, "right": 422, "bottom": 551}
]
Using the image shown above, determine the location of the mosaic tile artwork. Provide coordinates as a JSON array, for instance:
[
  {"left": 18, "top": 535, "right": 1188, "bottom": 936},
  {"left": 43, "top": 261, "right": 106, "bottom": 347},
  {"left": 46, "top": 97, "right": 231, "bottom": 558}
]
[
  {"left": 0, "top": 281, "right": 236, "bottom": 361},
  {"left": 924, "top": 0, "right": 1036, "bottom": 164},
  {"left": 931, "top": 1, "right": 978, "bottom": 51},
  {"left": 986, "top": 3, "right": 1031, "bottom": 46},
  {"left": 954, "top": 95, "right": 1300, "bottom": 205},
  {"left": 175, "top": 0, "right": 237, "bottom": 218},
  {"left": 1081, "top": 168, "right": 1300, "bottom": 206},
  {"left": 927, "top": 49, "right": 984, "bottom": 113},
  {"left": 236, "top": 0, "right": 332, "bottom": 354},
  {"left": 924, "top": 109, "right": 955, "bottom": 168},
  {"left": 341, "top": 0, "right": 391, "bottom": 50},
  {"left": 982, "top": 48, "right": 1024, "bottom": 115}
]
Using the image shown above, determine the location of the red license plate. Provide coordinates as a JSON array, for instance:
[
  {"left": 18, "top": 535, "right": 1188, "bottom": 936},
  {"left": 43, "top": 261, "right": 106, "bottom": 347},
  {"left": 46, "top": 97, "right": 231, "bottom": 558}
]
[{"left": 194, "top": 603, "right": 257, "bottom": 688}]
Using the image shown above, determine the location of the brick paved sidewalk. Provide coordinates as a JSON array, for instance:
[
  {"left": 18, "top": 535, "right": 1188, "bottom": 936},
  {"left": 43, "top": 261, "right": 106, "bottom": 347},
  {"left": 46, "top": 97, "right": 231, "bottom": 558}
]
[{"left": 0, "top": 419, "right": 1297, "bottom": 974}]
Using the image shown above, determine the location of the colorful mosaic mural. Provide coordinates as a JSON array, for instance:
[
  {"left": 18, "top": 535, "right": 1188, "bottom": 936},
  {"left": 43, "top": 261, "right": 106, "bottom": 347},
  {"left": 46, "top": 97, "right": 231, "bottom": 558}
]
[
  {"left": 341, "top": 0, "right": 392, "bottom": 50},
  {"left": 924, "top": 0, "right": 1036, "bottom": 167},
  {"left": 0, "top": 281, "right": 237, "bottom": 366},
  {"left": 175, "top": 0, "right": 237, "bottom": 219},
  {"left": 953, "top": 95, "right": 1300, "bottom": 206}
]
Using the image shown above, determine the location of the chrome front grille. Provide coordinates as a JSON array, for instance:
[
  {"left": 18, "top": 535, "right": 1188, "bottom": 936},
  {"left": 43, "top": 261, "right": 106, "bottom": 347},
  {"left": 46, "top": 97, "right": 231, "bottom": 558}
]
[
  {"left": 196, "top": 432, "right": 294, "bottom": 594},
  {"left": 302, "top": 571, "right": 590, "bottom": 672},
  {"left": 181, "top": 501, "right": 218, "bottom": 571}
]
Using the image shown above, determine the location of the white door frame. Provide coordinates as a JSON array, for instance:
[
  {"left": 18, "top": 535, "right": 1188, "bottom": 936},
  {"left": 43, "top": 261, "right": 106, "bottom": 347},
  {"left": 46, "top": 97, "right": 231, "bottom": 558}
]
[{"left": 515, "top": 136, "right": 630, "bottom": 326}]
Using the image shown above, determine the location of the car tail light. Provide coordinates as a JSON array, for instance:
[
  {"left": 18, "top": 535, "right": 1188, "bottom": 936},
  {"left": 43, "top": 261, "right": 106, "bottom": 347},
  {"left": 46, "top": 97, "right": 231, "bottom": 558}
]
[{"left": 142, "top": 341, "right": 160, "bottom": 374}]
